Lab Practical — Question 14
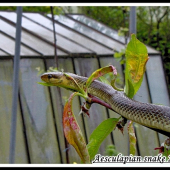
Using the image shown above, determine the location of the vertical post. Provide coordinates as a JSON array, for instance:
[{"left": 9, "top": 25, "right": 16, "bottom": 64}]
[
  {"left": 50, "top": 6, "right": 58, "bottom": 68},
  {"left": 9, "top": 6, "right": 22, "bottom": 164},
  {"left": 128, "top": 6, "right": 137, "bottom": 156},
  {"left": 129, "top": 6, "right": 136, "bottom": 36}
]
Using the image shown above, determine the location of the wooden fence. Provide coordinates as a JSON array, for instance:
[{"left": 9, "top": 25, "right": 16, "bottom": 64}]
[{"left": 0, "top": 54, "right": 169, "bottom": 163}]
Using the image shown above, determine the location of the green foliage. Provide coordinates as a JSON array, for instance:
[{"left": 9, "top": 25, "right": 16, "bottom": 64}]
[
  {"left": 63, "top": 92, "right": 90, "bottom": 164},
  {"left": 39, "top": 34, "right": 148, "bottom": 162},
  {"left": 84, "top": 65, "right": 117, "bottom": 92},
  {"left": 128, "top": 121, "right": 136, "bottom": 155},
  {"left": 118, "top": 27, "right": 129, "bottom": 36},
  {"left": 99, "top": 71, "right": 124, "bottom": 89},
  {"left": 125, "top": 34, "right": 149, "bottom": 98},
  {"left": 87, "top": 117, "right": 121, "bottom": 160},
  {"left": 162, "top": 147, "right": 170, "bottom": 160},
  {"left": 37, "top": 82, "right": 54, "bottom": 86},
  {"left": 82, "top": 6, "right": 129, "bottom": 34},
  {"left": 0, "top": 6, "right": 63, "bottom": 15},
  {"left": 105, "top": 144, "right": 120, "bottom": 156},
  {"left": 82, "top": 6, "right": 170, "bottom": 92},
  {"left": 136, "top": 7, "right": 170, "bottom": 91},
  {"left": 114, "top": 48, "right": 126, "bottom": 65}
]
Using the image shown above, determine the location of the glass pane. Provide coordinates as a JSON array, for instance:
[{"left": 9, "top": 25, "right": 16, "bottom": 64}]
[
  {"left": 0, "top": 50, "right": 8, "bottom": 56},
  {"left": 47, "top": 14, "right": 125, "bottom": 52},
  {"left": 19, "top": 58, "right": 61, "bottom": 163},
  {"left": 133, "top": 74, "right": 159, "bottom": 156},
  {"left": 99, "top": 57, "right": 129, "bottom": 155},
  {"left": 0, "top": 12, "right": 160, "bottom": 55},
  {"left": 23, "top": 13, "right": 114, "bottom": 55},
  {"left": 74, "top": 57, "right": 113, "bottom": 156},
  {"left": 146, "top": 45, "right": 160, "bottom": 54},
  {"left": 69, "top": 14, "right": 125, "bottom": 43},
  {"left": 99, "top": 57, "right": 124, "bottom": 88},
  {"left": 0, "top": 33, "right": 38, "bottom": 56},
  {"left": 146, "top": 55, "right": 169, "bottom": 143},
  {"left": 46, "top": 58, "right": 84, "bottom": 163},
  {"left": 0, "top": 19, "right": 67, "bottom": 56},
  {"left": 146, "top": 55, "right": 170, "bottom": 106},
  {"left": 0, "top": 59, "right": 28, "bottom": 163},
  {"left": 69, "top": 14, "right": 160, "bottom": 54},
  {"left": 0, "top": 12, "right": 92, "bottom": 54}
]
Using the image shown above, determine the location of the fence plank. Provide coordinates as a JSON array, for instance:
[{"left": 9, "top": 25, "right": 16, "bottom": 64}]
[
  {"left": 134, "top": 74, "right": 159, "bottom": 156},
  {"left": 46, "top": 58, "right": 85, "bottom": 163},
  {"left": 146, "top": 55, "right": 170, "bottom": 145},
  {"left": 19, "top": 59, "right": 61, "bottom": 163},
  {"left": 99, "top": 56, "right": 124, "bottom": 88},
  {"left": 0, "top": 60, "right": 28, "bottom": 163},
  {"left": 99, "top": 57, "right": 129, "bottom": 156},
  {"left": 74, "top": 57, "right": 113, "bottom": 156},
  {"left": 1, "top": 55, "right": 168, "bottom": 163}
]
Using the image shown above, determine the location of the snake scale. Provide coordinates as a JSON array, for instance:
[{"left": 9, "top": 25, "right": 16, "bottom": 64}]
[{"left": 41, "top": 72, "right": 170, "bottom": 137}]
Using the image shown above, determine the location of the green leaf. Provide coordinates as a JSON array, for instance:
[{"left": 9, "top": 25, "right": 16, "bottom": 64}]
[
  {"left": 37, "top": 82, "right": 54, "bottom": 86},
  {"left": 162, "top": 148, "right": 170, "bottom": 161},
  {"left": 114, "top": 52, "right": 122, "bottom": 58},
  {"left": 105, "top": 144, "right": 120, "bottom": 156},
  {"left": 63, "top": 92, "right": 90, "bottom": 163},
  {"left": 99, "top": 76, "right": 111, "bottom": 86},
  {"left": 128, "top": 121, "right": 136, "bottom": 155},
  {"left": 124, "top": 79, "right": 135, "bottom": 99},
  {"left": 87, "top": 117, "right": 121, "bottom": 160},
  {"left": 99, "top": 73, "right": 124, "bottom": 91},
  {"left": 125, "top": 34, "right": 149, "bottom": 98},
  {"left": 85, "top": 65, "right": 117, "bottom": 92}
]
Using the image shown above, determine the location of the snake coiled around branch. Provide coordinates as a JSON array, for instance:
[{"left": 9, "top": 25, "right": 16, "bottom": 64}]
[{"left": 41, "top": 72, "right": 170, "bottom": 137}]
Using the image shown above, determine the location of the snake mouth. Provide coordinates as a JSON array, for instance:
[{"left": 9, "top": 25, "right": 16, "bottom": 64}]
[{"left": 41, "top": 73, "right": 49, "bottom": 83}]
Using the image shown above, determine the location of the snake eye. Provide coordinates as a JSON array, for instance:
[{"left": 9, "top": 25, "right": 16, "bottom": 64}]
[{"left": 48, "top": 74, "right": 53, "bottom": 79}]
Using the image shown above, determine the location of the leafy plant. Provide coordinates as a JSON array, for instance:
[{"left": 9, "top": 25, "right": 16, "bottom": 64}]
[
  {"left": 39, "top": 34, "right": 152, "bottom": 163},
  {"left": 82, "top": 6, "right": 170, "bottom": 92},
  {"left": 124, "top": 34, "right": 149, "bottom": 98},
  {"left": 105, "top": 144, "right": 120, "bottom": 156},
  {"left": 0, "top": 6, "right": 63, "bottom": 15},
  {"left": 87, "top": 117, "right": 121, "bottom": 161}
]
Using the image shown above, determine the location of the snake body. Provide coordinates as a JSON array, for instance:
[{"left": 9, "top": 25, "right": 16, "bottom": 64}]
[{"left": 41, "top": 72, "right": 170, "bottom": 136}]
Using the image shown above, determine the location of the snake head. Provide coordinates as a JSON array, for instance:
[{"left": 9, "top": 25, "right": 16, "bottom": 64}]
[
  {"left": 41, "top": 72, "right": 80, "bottom": 92},
  {"left": 41, "top": 72, "right": 64, "bottom": 85}
]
